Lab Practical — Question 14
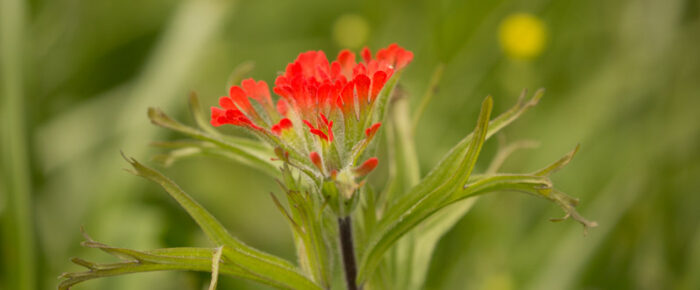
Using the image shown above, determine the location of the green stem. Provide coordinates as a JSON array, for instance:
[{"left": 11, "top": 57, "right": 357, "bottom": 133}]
[{"left": 1, "top": 0, "right": 35, "bottom": 289}]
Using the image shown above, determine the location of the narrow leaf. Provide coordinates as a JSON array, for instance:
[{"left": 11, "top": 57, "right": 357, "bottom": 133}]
[
  {"left": 60, "top": 245, "right": 271, "bottom": 289},
  {"left": 123, "top": 156, "right": 321, "bottom": 289},
  {"left": 535, "top": 144, "right": 580, "bottom": 176},
  {"left": 147, "top": 107, "right": 278, "bottom": 176},
  {"left": 358, "top": 96, "right": 493, "bottom": 283}
]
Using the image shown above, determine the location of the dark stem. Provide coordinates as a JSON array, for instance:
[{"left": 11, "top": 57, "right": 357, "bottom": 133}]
[{"left": 338, "top": 216, "right": 358, "bottom": 290}]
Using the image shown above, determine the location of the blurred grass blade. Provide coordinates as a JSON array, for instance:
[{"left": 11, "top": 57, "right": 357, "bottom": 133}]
[
  {"left": 0, "top": 0, "right": 35, "bottom": 289},
  {"left": 189, "top": 91, "right": 222, "bottom": 136},
  {"left": 226, "top": 61, "right": 256, "bottom": 89},
  {"left": 411, "top": 63, "right": 445, "bottom": 132},
  {"left": 123, "top": 156, "right": 321, "bottom": 289},
  {"left": 358, "top": 97, "right": 493, "bottom": 283},
  {"left": 398, "top": 198, "right": 477, "bottom": 289},
  {"left": 525, "top": 174, "right": 644, "bottom": 290},
  {"left": 382, "top": 97, "right": 421, "bottom": 205}
]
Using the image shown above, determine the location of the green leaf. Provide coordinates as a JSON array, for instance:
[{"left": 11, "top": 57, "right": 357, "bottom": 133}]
[
  {"left": 362, "top": 90, "right": 542, "bottom": 287},
  {"left": 123, "top": 156, "right": 322, "bottom": 290},
  {"left": 392, "top": 139, "right": 539, "bottom": 289},
  {"left": 284, "top": 190, "right": 332, "bottom": 288},
  {"left": 457, "top": 172, "right": 597, "bottom": 232},
  {"left": 535, "top": 144, "right": 580, "bottom": 177},
  {"left": 59, "top": 233, "right": 277, "bottom": 289},
  {"left": 147, "top": 107, "right": 279, "bottom": 176},
  {"left": 150, "top": 140, "right": 274, "bottom": 174},
  {"left": 358, "top": 96, "right": 493, "bottom": 283}
]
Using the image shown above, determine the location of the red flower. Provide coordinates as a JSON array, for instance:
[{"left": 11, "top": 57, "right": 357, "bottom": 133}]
[
  {"left": 273, "top": 44, "right": 412, "bottom": 124},
  {"left": 210, "top": 44, "right": 412, "bottom": 176}
]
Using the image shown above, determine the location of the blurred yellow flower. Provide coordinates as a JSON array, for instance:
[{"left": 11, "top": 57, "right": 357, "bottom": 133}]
[
  {"left": 498, "top": 13, "right": 547, "bottom": 60},
  {"left": 333, "top": 14, "right": 370, "bottom": 49}
]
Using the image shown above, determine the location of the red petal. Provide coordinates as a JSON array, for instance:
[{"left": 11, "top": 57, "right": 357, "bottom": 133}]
[
  {"left": 340, "top": 81, "right": 355, "bottom": 114},
  {"left": 219, "top": 96, "right": 236, "bottom": 110},
  {"left": 271, "top": 118, "right": 293, "bottom": 135},
  {"left": 309, "top": 151, "right": 323, "bottom": 170},
  {"left": 354, "top": 74, "right": 370, "bottom": 106},
  {"left": 210, "top": 107, "right": 226, "bottom": 126},
  {"left": 279, "top": 118, "right": 293, "bottom": 130},
  {"left": 327, "top": 120, "right": 334, "bottom": 142},
  {"left": 361, "top": 47, "right": 372, "bottom": 63},
  {"left": 337, "top": 49, "right": 356, "bottom": 76},
  {"left": 395, "top": 50, "right": 414, "bottom": 70},
  {"left": 309, "top": 128, "right": 329, "bottom": 142},
  {"left": 276, "top": 99, "right": 289, "bottom": 116},
  {"left": 303, "top": 119, "right": 314, "bottom": 129},
  {"left": 320, "top": 113, "right": 330, "bottom": 126},
  {"left": 229, "top": 86, "right": 253, "bottom": 114},
  {"left": 371, "top": 71, "right": 388, "bottom": 101},
  {"left": 365, "top": 122, "right": 382, "bottom": 138},
  {"left": 242, "top": 78, "right": 273, "bottom": 107},
  {"left": 354, "top": 157, "right": 379, "bottom": 177}
]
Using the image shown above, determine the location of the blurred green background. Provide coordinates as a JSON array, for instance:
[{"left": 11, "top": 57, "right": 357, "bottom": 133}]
[{"left": 1, "top": 0, "right": 699, "bottom": 289}]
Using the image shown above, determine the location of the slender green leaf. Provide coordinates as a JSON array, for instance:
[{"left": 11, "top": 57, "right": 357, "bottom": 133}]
[
  {"left": 395, "top": 139, "right": 539, "bottom": 289},
  {"left": 148, "top": 107, "right": 279, "bottom": 176},
  {"left": 362, "top": 90, "right": 542, "bottom": 287},
  {"left": 284, "top": 189, "right": 331, "bottom": 288},
  {"left": 358, "top": 96, "right": 493, "bottom": 283},
  {"left": 123, "top": 156, "right": 322, "bottom": 289},
  {"left": 59, "top": 233, "right": 279, "bottom": 289},
  {"left": 535, "top": 144, "right": 580, "bottom": 176}
]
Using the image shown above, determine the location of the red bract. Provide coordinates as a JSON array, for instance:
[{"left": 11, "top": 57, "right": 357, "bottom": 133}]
[
  {"left": 354, "top": 157, "right": 379, "bottom": 177},
  {"left": 274, "top": 44, "right": 412, "bottom": 124},
  {"left": 210, "top": 44, "right": 412, "bottom": 176}
]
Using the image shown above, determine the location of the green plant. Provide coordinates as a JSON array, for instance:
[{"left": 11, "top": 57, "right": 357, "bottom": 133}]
[{"left": 59, "top": 44, "right": 595, "bottom": 290}]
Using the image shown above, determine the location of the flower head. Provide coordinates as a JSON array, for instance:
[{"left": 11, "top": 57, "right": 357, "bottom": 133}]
[{"left": 211, "top": 44, "right": 413, "bottom": 179}]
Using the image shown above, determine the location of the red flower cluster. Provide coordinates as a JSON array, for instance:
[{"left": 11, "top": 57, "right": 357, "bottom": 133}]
[{"left": 211, "top": 44, "right": 413, "bottom": 176}]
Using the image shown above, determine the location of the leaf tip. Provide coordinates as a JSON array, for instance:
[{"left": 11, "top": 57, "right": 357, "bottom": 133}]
[{"left": 530, "top": 88, "right": 546, "bottom": 105}]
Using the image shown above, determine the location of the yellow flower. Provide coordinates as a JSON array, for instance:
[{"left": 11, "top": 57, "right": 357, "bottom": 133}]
[{"left": 499, "top": 13, "right": 547, "bottom": 60}]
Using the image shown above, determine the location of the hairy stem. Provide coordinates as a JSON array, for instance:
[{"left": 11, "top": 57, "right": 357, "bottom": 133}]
[{"left": 338, "top": 217, "right": 358, "bottom": 290}]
